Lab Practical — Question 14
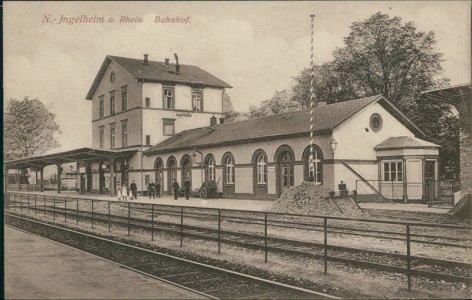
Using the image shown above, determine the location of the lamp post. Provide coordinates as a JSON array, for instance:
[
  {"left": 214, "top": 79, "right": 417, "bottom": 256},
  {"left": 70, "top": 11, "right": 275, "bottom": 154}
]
[
  {"left": 192, "top": 147, "right": 204, "bottom": 186},
  {"left": 330, "top": 139, "right": 338, "bottom": 156},
  {"left": 330, "top": 139, "right": 338, "bottom": 194}
]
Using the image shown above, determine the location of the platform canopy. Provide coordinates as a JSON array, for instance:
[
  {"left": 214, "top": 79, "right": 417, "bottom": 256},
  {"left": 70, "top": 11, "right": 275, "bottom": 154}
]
[
  {"left": 4, "top": 147, "right": 136, "bottom": 170},
  {"left": 421, "top": 83, "right": 471, "bottom": 107}
]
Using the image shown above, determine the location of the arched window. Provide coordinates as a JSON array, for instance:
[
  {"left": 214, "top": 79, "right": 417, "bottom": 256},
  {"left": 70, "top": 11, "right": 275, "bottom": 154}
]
[
  {"left": 257, "top": 154, "right": 267, "bottom": 184},
  {"left": 204, "top": 154, "right": 216, "bottom": 181},
  {"left": 225, "top": 156, "right": 235, "bottom": 184},
  {"left": 167, "top": 156, "right": 177, "bottom": 191},
  {"left": 303, "top": 145, "right": 323, "bottom": 184}
]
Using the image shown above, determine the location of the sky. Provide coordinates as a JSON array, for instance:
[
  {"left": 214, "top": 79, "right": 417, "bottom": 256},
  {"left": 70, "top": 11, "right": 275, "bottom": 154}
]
[{"left": 4, "top": 1, "right": 471, "bottom": 153}]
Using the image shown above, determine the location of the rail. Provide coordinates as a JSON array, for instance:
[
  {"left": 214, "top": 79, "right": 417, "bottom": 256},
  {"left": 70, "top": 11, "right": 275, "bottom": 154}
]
[{"left": 5, "top": 191, "right": 472, "bottom": 292}]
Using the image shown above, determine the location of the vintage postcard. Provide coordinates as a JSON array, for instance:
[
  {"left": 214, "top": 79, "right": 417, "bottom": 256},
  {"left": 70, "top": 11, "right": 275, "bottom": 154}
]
[{"left": 4, "top": 1, "right": 471, "bottom": 299}]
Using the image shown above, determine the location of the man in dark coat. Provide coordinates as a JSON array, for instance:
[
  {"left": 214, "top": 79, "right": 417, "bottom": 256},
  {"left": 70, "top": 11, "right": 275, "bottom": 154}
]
[
  {"left": 130, "top": 180, "right": 138, "bottom": 200},
  {"left": 183, "top": 177, "right": 191, "bottom": 200},
  {"left": 172, "top": 179, "right": 180, "bottom": 200},
  {"left": 148, "top": 181, "right": 156, "bottom": 199}
]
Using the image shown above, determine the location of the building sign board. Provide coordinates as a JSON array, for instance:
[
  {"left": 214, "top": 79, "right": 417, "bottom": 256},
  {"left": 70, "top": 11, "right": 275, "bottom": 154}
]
[
  {"left": 174, "top": 112, "right": 193, "bottom": 118},
  {"left": 79, "top": 167, "right": 86, "bottom": 173}
]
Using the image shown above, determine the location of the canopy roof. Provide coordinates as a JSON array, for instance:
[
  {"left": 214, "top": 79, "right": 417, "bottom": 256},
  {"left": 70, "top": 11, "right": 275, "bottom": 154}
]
[
  {"left": 374, "top": 136, "right": 440, "bottom": 151},
  {"left": 421, "top": 83, "right": 471, "bottom": 107},
  {"left": 5, "top": 148, "right": 136, "bottom": 169}
]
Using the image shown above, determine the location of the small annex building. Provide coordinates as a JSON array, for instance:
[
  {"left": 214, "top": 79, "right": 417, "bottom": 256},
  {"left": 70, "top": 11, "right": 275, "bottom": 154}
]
[{"left": 143, "top": 95, "right": 440, "bottom": 202}]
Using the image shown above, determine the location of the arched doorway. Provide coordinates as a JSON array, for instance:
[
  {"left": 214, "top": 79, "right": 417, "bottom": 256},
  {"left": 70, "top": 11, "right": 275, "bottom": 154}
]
[
  {"left": 302, "top": 145, "right": 323, "bottom": 184},
  {"left": 180, "top": 155, "right": 192, "bottom": 186},
  {"left": 167, "top": 156, "right": 177, "bottom": 193},
  {"left": 222, "top": 152, "right": 235, "bottom": 196},
  {"left": 275, "top": 145, "right": 295, "bottom": 196}
]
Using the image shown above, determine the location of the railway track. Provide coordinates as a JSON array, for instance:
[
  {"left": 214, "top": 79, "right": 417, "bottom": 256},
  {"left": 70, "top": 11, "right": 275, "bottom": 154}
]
[
  {"left": 5, "top": 213, "right": 339, "bottom": 299},
  {"left": 7, "top": 201, "right": 472, "bottom": 286}
]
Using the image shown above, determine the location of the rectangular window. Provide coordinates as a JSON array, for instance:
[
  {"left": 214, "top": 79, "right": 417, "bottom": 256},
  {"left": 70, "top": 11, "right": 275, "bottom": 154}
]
[
  {"left": 146, "top": 135, "right": 151, "bottom": 145},
  {"left": 99, "top": 127, "right": 105, "bottom": 148},
  {"left": 163, "top": 119, "right": 175, "bottom": 136},
  {"left": 121, "top": 87, "right": 128, "bottom": 111},
  {"left": 99, "top": 96, "right": 104, "bottom": 118},
  {"left": 163, "top": 87, "right": 174, "bottom": 109},
  {"left": 110, "top": 92, "right": 115, "bottom": 115},
  {"left": 122, "top": 122, "right": 128, "bottom": 147},
  {"left": 145, "top": 175, "right": 150, "bottom": 186},
  {"left": 145, "top": 97, "right": 150, "bottom": 108},
  {"left": 383, "top": 161, "right": 403, "bottom": 182},
  {"left": 110, "top": 127, "right": 115, "bottom": 149},
  {"left": 192, "top": 90, "right": 203, "bottom": 111}
]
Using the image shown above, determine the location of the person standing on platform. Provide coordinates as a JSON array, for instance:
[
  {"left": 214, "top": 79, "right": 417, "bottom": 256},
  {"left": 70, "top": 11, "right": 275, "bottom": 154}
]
[
  {"left": 117, "top": 182, "right": 122, "bottom": 201},
  {"left": 172, "top": 179, "right": 180, "bottom": 200},
  {"left": 122, "top": 183, "right": 128, "bottom": 201},
  {"left": 130, "top": 180, "right": 138, "bottom": 200},
  {"left": 183, "top": 177, "right": 191, "bottom": 200},
  {"left": 148, "top": 181, "right": 156, "bottom": 199}
]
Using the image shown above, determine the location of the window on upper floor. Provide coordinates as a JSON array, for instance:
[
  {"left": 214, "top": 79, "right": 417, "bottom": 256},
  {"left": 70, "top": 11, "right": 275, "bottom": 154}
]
[
  {"left": 99, "top": 96, "right": 104, "bottom": 118},
  {"left": 122, "top": 121, "right": 128, "bottom": 147},
  {"left": 163, "top": 87, "right": 174, "bottom": 109},
  {"left": 110, "top": 92, "right": 116, "bottom": 115},
  {"left": 146, "top": 135, "right": 151, "bottom": 145},
  {"left": 121, "top": 86, "right": 128, "bottom": 111},
  {"left": 99, "top": 127, "right": 105, "bottom": 149},
  {"left": 145, "top": 97, "right": 151, "bottom": 108},
  {"left": 110, "top": 127, "right": 116, "bottom": 149},
  {"left": 192, "top": 90, "right": 203, "bottom": 111},
  {"left": 163, "top": 119, "right": 175, "bottom": 136}
]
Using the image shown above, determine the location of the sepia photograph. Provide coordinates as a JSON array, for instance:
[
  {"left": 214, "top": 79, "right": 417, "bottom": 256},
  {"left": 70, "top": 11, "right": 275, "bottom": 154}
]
[{"left": 3, "top": 1, "right": 471, "bottom": 299}]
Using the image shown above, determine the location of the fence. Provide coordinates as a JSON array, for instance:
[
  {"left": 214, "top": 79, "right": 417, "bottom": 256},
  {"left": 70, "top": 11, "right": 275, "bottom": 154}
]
[{"left": 5, "top": 191, "right": 472, "bottom": 292}]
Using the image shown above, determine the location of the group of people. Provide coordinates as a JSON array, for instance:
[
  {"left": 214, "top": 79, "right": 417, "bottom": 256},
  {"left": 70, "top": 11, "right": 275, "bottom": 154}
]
[
  {"left": 147, "top": 180, "right": 161, "bottom": 199},
  {"left": 117, "top": 180, "right": 138, "bottom": 201},
  {"left": 116, "top": 178, "right": 192, "bottom": 201},
  {"left": 172, "top": 177, "right": 192, "bottom": 200}
]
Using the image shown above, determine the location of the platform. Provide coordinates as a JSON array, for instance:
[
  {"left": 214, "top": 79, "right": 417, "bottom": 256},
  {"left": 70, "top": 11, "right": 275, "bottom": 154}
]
[{"left": 4, "top": 226, "right": 205, "bottom": 299}]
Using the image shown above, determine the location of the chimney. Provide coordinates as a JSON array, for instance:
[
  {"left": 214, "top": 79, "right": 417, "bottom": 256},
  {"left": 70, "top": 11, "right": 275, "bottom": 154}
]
[
  {"left": 174, "top": 53, "right": 180, "bottom": 74},
  {"left": 143, "top": 54, "right": 149, "bottom": 65},
  {"left": 219, "top": 118, "right": 225, "bottom": 124},
  {"left": 165, "top": 58, "right": 170, "bottom": 65},
  {"left": 210, "top": 115, "right": 217, "bottom": 127}
]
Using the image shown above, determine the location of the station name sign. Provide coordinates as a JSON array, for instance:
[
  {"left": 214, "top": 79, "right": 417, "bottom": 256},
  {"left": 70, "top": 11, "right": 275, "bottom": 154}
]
[{"left": 174, "top": 112, "right": 193, "bottom": 118}]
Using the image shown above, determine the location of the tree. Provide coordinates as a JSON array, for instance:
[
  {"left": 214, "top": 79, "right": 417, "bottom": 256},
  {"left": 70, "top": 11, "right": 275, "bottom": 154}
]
[
  {"left": 4, "top": 97, "right": 61, "bottom": 160},
  {"left": 246, "top": 12, "right": 459, "bottom": 176},
  {"left": 333, "top": 12, "right": 444, "bottom": 105},
  {"left": 245, "top": 90, "right": 299, "bottom": 119},
  {"left": 222, "top": 92, "right": 242, "bottom": 123}
]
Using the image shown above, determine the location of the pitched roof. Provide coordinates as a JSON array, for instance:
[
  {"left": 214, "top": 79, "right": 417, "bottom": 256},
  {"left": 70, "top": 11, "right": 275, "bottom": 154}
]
[
  {"left": 145, "top": 95, "right": 425, "bottom": 155},
  {"left": 374, "top": 136, "right": 440, "bottom": 151},
  {"left": 86, "top": 55, "right": 232, "bottom": 100}
]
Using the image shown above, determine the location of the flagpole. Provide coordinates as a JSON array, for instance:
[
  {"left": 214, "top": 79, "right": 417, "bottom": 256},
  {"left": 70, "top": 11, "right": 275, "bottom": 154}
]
[{"left": 309, "top": 14, "right": 316, "bottom": 182}]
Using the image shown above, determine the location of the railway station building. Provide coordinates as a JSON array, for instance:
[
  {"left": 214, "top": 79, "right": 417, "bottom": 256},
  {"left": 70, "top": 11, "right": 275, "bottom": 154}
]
[{"left": 5, "top": 54, "right": 442, "bottom": 202}]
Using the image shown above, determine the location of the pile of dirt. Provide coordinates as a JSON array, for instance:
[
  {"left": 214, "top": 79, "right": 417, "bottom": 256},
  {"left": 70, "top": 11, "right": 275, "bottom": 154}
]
[{"left": 269, "top": 181, "right": 368, "bottom": 217}]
